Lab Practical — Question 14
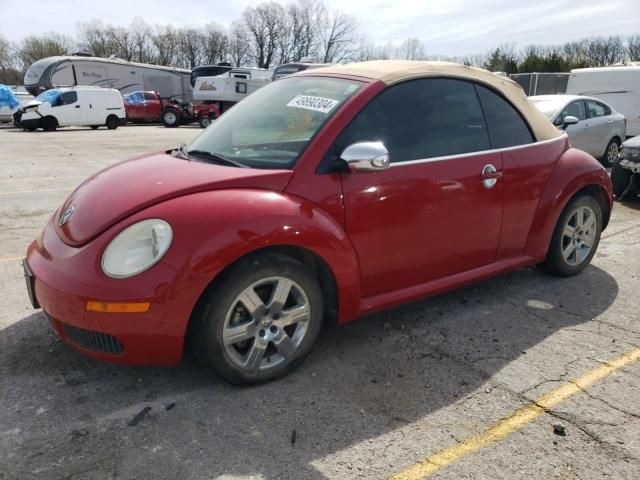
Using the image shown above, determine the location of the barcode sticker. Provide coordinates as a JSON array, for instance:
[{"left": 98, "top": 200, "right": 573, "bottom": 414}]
[{"left": 286, "top": 95, "right": 339, "bottom": 113}]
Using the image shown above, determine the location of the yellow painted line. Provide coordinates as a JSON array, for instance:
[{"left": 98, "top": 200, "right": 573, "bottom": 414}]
[
  {"left": 0, "top": 256, "right": 24, "bottom": 263},
  {"left": 0, "top": 188, "right": 71, "bottom": 196},
  {"left": 0, "top": 175, "right": 85, "bottom": 182},
  {"left": 390, "top": 347, "right": 640, "bottom": 480}
]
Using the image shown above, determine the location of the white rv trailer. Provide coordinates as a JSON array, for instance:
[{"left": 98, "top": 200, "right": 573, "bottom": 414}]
[
  {"left": 192, "top": 68, "right": 271, "bottom": 112},
  {"left": 566, "top": 66, "right": 640, "bottom": 136},
  {"left": 24, "top": 55, "right": 192, "bottom": 100}
]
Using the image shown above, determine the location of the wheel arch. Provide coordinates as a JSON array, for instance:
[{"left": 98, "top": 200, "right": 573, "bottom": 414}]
[
  {"left": 186, "top": 244, "right": 341, "bottom": 342},
  {"left": 524, "top": 147, "right": 613, "bottom": 260}
]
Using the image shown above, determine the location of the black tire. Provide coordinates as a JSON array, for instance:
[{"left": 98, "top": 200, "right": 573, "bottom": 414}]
[
  {"left": 601, "top": 138, "right": 621, "bottom": 167},
  {"left": 198, "top": 116, "right": 212, "bottom": 128},
  {"left": 162, "top": 108, "right": 180, "bottom": 128},
  {"left": 192, "top": 253, "right": 324, "bottom": 386},
  {"left": 90, "top": 125, "right": 99, "bottom": 130},
  {"left": 106, "top": 115, "right": 118, "bottom": 130},
  {"left": 41, "top": 116, "right": 57, "bottom": 132},
  {"left": 611, "top": 161, "right": 633, "bottom": 199},
  {"left": 539, "top": 195, "right": 602, "bottom": 277}
]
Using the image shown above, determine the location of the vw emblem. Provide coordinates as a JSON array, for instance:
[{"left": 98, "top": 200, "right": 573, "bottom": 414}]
[{"left": 59, "top": 205, "right": 75, "bottom": 226}]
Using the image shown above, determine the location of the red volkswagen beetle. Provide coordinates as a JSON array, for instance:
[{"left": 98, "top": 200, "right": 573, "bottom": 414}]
[{"left": 25, "top": 61, "right": 613, "bottom": 385}]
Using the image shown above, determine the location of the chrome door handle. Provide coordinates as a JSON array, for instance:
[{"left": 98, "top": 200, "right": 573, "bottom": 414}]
[
  {"left": 607, "top": 119, "right": 613, "bottom": 123},
  {"left": 481, "top": 164, "right": 502, "bottom": 189}
]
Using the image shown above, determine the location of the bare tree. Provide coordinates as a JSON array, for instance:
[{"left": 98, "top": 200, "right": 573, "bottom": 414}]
[
  {"left": 130, "top": 17, "right": 155, "bottom": 63},
  {"left": 242, "top": 2, "right": 287, "bottom": 69},
  {"left": 151, "top": 25, "right": 178, "bottom": 65},
  {"left": 399, "top": 37, "right": 425, "bottom": 60},
  {"left": 17, "top": 33, "right": 74, "bottom": 68},
  {"left": 319, "top": 8, "right": 359, "bottom": 63},
  {"left": 177, "top": 28, "right": 207, "bottom": 69},
  {"left": 202, "top": 23, "right": 229, "bottom": 65},
  {"left": 77, "top": 20, "right": 118, "bottom": 58},
  {"left": 277, "top": 0, "right": 323, "bottom": 63},
  {"left": 584, "top": 36, "right": 625, "bottom": 66},
  {"left": 628, "top": 35, "right": 640, "bottom": 62},
  {"left": 228, "top": 22, "right": 250, "bottom": 67},
  {"left": 0, "top": 33, "right": 22, "bottom": 84}
]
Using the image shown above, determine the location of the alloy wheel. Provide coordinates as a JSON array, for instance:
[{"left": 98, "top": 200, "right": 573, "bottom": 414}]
[
  {"left": 561, "top": 205, "right": 597, "bottom": 266},
  {"left": 607, "top": 141, "right": 619, "bottom": 165},
  {"left": 222, "top": 276, "right": 311, "bottom": 373}
]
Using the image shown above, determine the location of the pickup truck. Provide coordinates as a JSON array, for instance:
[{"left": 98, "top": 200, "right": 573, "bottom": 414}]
[{"left": 123, "top": 91, "right": 220, "bottom": 128}]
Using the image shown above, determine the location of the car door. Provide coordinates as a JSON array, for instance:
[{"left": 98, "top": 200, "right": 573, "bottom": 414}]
[
  {"left": 53, "top": 91, "right": 83, "bottom": 126},
  {"left": 560, "top": 100, "right": 593, "bottom": 154},
  {"left": 585, "top": 99, "right": 613, "bottom": 157},
  {"left": 143, "top": 92, "right": 162, "bottom": 119},
  {"left": 338, "top": 78, "right": 504, "bottom": 297}
]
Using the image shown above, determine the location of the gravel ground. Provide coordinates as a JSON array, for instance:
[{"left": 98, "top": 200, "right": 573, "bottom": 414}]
[{"left": 1, "top": 123, "right": 639, "bottom": 480}]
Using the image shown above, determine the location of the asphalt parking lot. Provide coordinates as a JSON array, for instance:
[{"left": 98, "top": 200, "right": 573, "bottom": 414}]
[{"left": 1, "top": 123, "right": 639, "bottom": 480}]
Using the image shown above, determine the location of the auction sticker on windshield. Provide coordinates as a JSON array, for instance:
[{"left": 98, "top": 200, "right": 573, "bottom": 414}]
[{"left": 286, "top": 95, "right": 339, "bottom": 113}]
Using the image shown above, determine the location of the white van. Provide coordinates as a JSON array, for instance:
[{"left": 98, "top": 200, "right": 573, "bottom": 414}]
[
  {"left": 18, "top": 86, "right": 126, "bottom": 131},
  {"left": 566, "top": 66, "right": 640, "bottom": 136}
]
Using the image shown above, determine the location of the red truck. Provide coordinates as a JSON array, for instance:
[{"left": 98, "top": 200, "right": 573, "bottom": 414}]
[{"left": 123, "top": 91, "right": 220, "bottom": 128}]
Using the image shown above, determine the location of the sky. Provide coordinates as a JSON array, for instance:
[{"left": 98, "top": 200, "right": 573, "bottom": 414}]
[{"left": 1, "top": 0, "right": 639, "bottom": 56}]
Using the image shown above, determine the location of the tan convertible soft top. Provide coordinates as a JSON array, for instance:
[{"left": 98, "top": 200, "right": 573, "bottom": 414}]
[{"left": 300, "top": 60, "right": 562, "bottom": 142}]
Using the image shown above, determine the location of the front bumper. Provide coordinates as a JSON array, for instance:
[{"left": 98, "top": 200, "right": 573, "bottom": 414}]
[
  {"left": 618, "top": 157, "right": 640, "bottom": 173},
  {"left": 16, "top": 117, "right": 40, "bottom": 129},
  {"left": 25, "top": 216, "right": 191, "bottom": 366}
]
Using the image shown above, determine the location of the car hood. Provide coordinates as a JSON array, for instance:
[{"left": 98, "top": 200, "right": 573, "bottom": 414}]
[
  {"left": 55, "top": 152, "right": 293, "bottom": 246},
  {"left": 622, "top": 136, "right": 640, "bottom": 149},
  {"left": 23, "top": 99, "right": 44, "bottom": 109}
]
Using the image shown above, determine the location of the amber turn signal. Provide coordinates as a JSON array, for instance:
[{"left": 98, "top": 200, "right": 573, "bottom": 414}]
[{"left": 85, "top": 301, "right": 150, "bottom": 313}]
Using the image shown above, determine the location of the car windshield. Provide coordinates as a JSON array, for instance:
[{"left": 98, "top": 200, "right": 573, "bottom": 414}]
[
  {"left": 187, "top": 76, "right": 363, "bottom": 169},
  {"left": 35, "top": 89, "right": 64, "bottom": 106},
  {"left": 529, "top": 98, "right": 564, "bottom": 119}
]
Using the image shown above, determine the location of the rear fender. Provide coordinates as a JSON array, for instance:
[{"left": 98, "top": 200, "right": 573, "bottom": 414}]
[{"left": 524, "top": 148, "right": 613, "bottom": 260}]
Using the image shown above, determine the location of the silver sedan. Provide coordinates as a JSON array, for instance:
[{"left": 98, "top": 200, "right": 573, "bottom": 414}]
[{"left": 530, "top": 95, "right": 626, "bottom": 166}]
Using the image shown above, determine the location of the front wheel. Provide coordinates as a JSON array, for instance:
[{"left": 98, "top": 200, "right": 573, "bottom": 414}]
[
  {"left": 192, "top": 253, "right": 324, "bottom": 385},
  {"left": 41, "top": 116, "right": 57, "bottom": 132},
  {"left": 198, "top": 116, "right": 212, "bottom": 128},
  {"left": 601, "top": 138, "right": 620, "bottom": 167},
  {"left": 539, "top": 195, "right": 602, "bottom": 276}
]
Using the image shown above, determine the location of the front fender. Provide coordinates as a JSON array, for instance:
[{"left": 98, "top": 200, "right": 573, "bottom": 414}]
[
  {"left": 145, "top": 189, "right": 362, "bottom": 328},
  {"left": 524, "top": 147, "right": 613, "bottom": 260}
]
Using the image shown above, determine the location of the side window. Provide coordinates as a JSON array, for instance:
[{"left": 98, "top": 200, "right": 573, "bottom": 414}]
[
  {"left": 475, "top": 85, "right": 534, "bottom": 148},
  {"left": 56, "top": 91, "right": 78, "bottom": 106},
  {"left": 587, "top": 100, "right": 608, "bottom": 118},
  {"left": 143, "top": 92, "right": 156, "bottom": 101},
  {"left": 559, "top": 101, "right": 587, "bottom": 122},
  {"left": 336, "top": 78, "right": 490, "bottom": 163}
]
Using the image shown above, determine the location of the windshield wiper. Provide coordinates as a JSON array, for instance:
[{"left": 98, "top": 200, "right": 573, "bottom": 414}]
[
  {"left": 169, "top": 143, "right": 190, "bottom": 160},
  {"left": 187, "top": 150, "right": 249, "bottom": 168}
]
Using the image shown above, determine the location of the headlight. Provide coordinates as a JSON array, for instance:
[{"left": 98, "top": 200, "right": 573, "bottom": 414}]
[{"left": 102, "top": 219, "right": 173, "bottom": 278}]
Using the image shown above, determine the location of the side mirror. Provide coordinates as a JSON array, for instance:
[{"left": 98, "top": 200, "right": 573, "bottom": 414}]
[
  {"left": 340, "top": 141, "right": 390, "bottom": 172},
  {"left": 562, "top": 115, "right": 579, "bottom": 130}
]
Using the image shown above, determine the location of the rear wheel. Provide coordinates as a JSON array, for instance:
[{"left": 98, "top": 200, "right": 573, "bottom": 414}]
[
  {"left": 41, "top": 116, "right": 57, "bottom": 132},
  {"left": 601, "top": 138, "right": 620, "bottom": 167},
  {"left": 162, "top": 109, "right": 180, "bottom": 128},
  {"left": 198, "top": 116, "right": 212, "bottom": 128},
  {"left": 611, "top": 161, "right": 633, "bottom": 199},
  {"left": 539, "top": 195, "right": 602, "bottom": 276},
  {"left": 192, "top": 253, "right": 324, "bottom": 385},
  {"left": 106, "top": 115, "right": 119, "bottom": 130}
]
